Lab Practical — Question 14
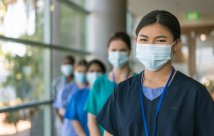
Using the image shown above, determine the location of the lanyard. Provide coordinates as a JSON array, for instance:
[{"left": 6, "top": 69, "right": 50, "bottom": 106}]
[
  {"left": 112, "top": 69, "right": 130, "bottom": 87},
  {"left": 140, "top": 68, "right": 175, "bottom": 136}
]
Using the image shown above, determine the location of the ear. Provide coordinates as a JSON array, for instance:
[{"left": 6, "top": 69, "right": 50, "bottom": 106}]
[
  {"left": 128, "top": 50, "right": 131, "bottom": 56},
  {"left": 135, "top": 36, "right": 138, "bottom": 43},
  {"left": 173, "top": 39, "right": 181, "bottom": 55}
]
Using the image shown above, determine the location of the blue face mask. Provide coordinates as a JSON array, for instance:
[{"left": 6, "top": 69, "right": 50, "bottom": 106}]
[
  {"left": 136, "top": 42, "right": 175, "bottom": 71},
  {"left": 74, "top": 72, "right": 86, "bottom": 84},
  {"left": 108, "top": 51, "right": 129, "bottom": 68}
]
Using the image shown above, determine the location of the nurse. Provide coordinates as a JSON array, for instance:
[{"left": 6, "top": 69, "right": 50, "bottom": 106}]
[
  {"left": 52, "top": 55, "right": 75, "bottom": 136},
  {"left": 64, "top": 59, "right": 106, "bottom": 136},
  {"left": 97, "top": 10, "right": 214, "bottom": 136},
  {"left": 84, "top": 32, "right": 135, "bottom": 136},
  {"left": 61, "top": 59, "right": 88, "bottom": 136}
]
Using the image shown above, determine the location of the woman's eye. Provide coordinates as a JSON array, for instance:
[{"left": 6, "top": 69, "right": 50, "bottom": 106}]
[
  {"left": 139, "top": 39, "right": 147, "bottom": 42},
  {"left": 156, "top": 40, "right": 166, "bottom": 43}
]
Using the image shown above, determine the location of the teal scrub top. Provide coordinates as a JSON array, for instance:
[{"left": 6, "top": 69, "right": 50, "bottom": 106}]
[
  {"left": 84, "top": 74, "right": 115, "bottom": 135},
  {"left": 84, "top": 73, "right": 136, "bottom": 135}
]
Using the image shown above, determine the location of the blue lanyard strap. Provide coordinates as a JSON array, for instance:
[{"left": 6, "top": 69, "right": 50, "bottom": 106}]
[{"left": 140, "top": 68, "right": 175, "bottom": 136}]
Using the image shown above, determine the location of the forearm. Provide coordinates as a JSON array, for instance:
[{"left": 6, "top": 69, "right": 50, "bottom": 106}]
[
  {"left": 88, "top": 113, "right": 101, "bottom": 136},
  {"left": 55, "top": 109, "right": 63, "bottom": 122},
  {"left": 104, "top": 130, "right": 113, "bottom": 136},
  {"left": 72, "top": 120, "right": 86, "bottom": 136}
]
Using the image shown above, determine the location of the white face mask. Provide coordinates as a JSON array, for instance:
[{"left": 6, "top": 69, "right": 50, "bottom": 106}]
[
  {"left": 74, "top": 72, "right": 86, "bottom": 84},
  {"left": 86, "top": 72, "right": 102, "bottom": 86},
  {"left": 108, "top": 51, "right": 129, "bottom": 68},
  {"left": 61, "top": 64, "right": 73, "bottom": 76},
  {"left": 135, "top": 42, "right": 175, "bottom": 71}
]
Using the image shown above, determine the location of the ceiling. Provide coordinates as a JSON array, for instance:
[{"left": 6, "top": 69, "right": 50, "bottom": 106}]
[{"left": 128, "top": 0, "right": 214, "bottom": 27}]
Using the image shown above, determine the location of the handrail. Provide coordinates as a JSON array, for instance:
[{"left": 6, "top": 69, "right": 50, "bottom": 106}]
[
  {"left": 58, "top": 0, "right": 90, "bottom": 14},
  {"left": 0, "top": 100, "right": 53, "bottom": 113},
  {"left": 0, "top": 35, "right": 91, "bottom": 55}
]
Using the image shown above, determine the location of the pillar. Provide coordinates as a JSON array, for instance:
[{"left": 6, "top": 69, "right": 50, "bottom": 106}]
[
  {"left": 87, "top": 0, "right": 127, "bottom": 68},
  {"left": 187, "top": 31, "right": 196, "bottom": 78}
]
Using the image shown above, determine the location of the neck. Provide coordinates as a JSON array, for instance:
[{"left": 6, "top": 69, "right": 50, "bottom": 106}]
[
  {"left": 76, "top": 82, "right": 85, "bottom": 89},
  {"left": 66, "top": 76, "right": 72, "bottom": 83},
  {"left": 144, "top": 62, "right": 173, "bottom": 87},
  {"left": 113, "top": 63, "right": 130, "bottom": 76}
]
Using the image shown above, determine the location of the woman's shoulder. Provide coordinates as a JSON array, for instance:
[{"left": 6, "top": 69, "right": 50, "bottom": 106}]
[
  {"left": 94, "top": 73, "right": 109, "bottom": 83},
  {"left": 175, "top": 71, "right": 205, "bottom": 90},
  {"left": 119, "top": 72, "right": 141, "bottom": 86},
  {"left": 114, "top": 72, "right": 142, "bottom": 96},
  {"left": 93, "top": 73, "right": 113, "bottom": 88},
  {"left": 72, "top": 87, "right": 89, "bottom": 98}
]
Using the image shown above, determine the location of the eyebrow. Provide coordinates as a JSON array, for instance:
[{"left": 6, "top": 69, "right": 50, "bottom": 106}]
[{"left": 139, "top": 34, "right": 168, "bottom": 39}]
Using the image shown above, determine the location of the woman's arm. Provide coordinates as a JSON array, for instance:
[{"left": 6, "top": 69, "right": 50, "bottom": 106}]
[
  {"left": 87, "top": 113, "right": 101, "bottom": 136},
  {"left": 104, "top": 130, "right": 113, "bottom": 136},
  {"left": 72, "top": 120, "right": 86, "bottom": 136}
]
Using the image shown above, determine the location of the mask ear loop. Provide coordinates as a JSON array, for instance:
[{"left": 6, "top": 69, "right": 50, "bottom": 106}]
[{"left": 171, "top": 41, "right": 177, "bottom": 57}]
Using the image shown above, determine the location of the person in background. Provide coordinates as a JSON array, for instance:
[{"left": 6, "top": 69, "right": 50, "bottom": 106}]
[
  {"left": 97, "top": 10, "right": 214, "bottom": 136},
  {"left": 64, "top": 59, "right": 106, "bottom": 136},
  {"left": 59, "top": 59, "right": 88, "bottom": 136},
  {"left": 86, "top": 60, "right": 106, "bottom": 88},
  {"left": 52, "top": 55, "right": 75, "bottom": 136},
  {"left": 210, "top": 89, "right": 214, "bottom": 100},
  {"left": 84, "top": 32, "right": 135, "bottom": 136}
]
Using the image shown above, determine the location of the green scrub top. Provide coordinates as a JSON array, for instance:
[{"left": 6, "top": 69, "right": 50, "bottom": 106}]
[{"left": 84, "top": 74, "right": 115, "bottom": 135}]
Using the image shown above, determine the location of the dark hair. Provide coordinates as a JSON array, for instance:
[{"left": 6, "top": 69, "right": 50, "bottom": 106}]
[
  {"left": 135, "top": 10, "right": 181, "bottom": 41},
  {"left": 107, "top": 32, "right": 131, "bottom": 50},
  {"left": 88, "top": 59, "right": 106, "bottom": 73},
  {"left": 77, "top": 59, "right": 88, "bottom": 67},
  {"left": 64, "top": 55, "right": 75, "bottom": 64}
]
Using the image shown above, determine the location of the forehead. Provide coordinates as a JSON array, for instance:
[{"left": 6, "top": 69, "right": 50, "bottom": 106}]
[
  {"left": 138, "top": 23, "right": 173, "bottom": 39},
  {"left": 88, "top": 64, "right": 102, "bottom": 71},
  {"left": 75, "top": 65, "right": 87, "bottom": 70},
  {"left": 63, "top": 58, "right": 73, "bottom": 64},
  {"left": 108, "top": 40, "right": 129, "bottom": 49},
  {"left": 89, "top": 63, "right": 100, "bottom": 69}
]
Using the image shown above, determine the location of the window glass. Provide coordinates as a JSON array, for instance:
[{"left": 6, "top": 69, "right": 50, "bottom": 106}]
[
  {"left": 0, "top": 105, "right": 52, "bottom": 136},
  {"left": 0, "top": 0, "right": 47, "bottom": 42},
  {"left": 0, "top": 40, "right": 50, "bottom": 108},
  {"left": 58, "top": 2, "right": 87, "bottom": 50}
]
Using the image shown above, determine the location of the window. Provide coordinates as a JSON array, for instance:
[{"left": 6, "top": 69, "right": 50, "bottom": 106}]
[{"left": 0, "top": 0, "right": 90, "bottom": 135}]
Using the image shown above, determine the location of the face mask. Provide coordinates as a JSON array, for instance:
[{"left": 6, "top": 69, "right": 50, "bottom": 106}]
[
  {"left": 108, "top": 51, "right": 129, "bottom": 68},
  {"left": 61, "top": 64, "right": 73, "bottom": 76},
  {"left": 135, "top": 42, "right": 175, "bottom": 71},
  {"left": 87, "top": 72, "right": 102, "bottom": 86},
  {"left": 74, "top": 72, "right": 86, "bottom": 84}
]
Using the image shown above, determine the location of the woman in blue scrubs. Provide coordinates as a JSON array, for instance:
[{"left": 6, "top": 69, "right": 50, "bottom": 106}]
[
  {"left": 64, "top": 59, "right": 106, "bottom": 136},
  {"left": 97, "top": 10, "right": 214, "bottom": 136},
  {"left": 61, "top": 59, "right": 88, "bottom": 136},
  {"left": 52, "top": 55, "right": 75, "bottom": 136}
]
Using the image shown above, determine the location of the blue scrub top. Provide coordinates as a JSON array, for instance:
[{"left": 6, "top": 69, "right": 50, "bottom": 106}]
[
  {"left": 53, "top": 80, "right": 78, "bottom": 109},
  {"left": 65, "top": 87, "right": 90, "bottom": 136},
  {"left": 55, "top": 81, "right": 79, "bottom": 136},
  {"left": 53, "top": 76, "right": 70, "bottom": 108},
  {"left": 142, "top": 86, "right": 164, "bottom": 100}
]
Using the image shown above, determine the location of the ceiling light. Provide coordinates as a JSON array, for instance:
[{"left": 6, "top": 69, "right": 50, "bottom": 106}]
[{"left": 200, "top": 34, "right": 207, "bottom": 41}]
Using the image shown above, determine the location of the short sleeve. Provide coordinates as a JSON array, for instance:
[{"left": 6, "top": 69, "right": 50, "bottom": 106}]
[
  {"left": 64, "top": 93, "right": 78, "bottom": 120},
  {"left": 84, "top": 79, "right": 100, "bottom": 115},
  {"left": 52, "top": 78, "right": 58, "bottom": 99},
  {"left": 195, "top": 85, "right": 214, "bottom": 136},
  {"left": 53, "top": 86, "right": 64, "bottom": 109},
  {"left": 53, "top": 83, "right": 70, "bottom": 109},
  {"left": 96, "top": 86, "right": 118, "bottom": 135}
]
